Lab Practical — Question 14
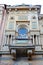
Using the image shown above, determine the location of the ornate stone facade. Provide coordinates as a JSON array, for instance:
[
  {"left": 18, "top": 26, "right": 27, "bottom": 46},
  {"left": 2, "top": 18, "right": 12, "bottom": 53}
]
[{"left": 0, "top": 4, "right": 43, "bottom": 56}]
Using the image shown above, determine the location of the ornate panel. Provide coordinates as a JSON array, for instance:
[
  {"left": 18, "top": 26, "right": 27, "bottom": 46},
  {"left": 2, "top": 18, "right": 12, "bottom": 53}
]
[{"left": 18, "top": 15, "right": 28, "bottom": 21}]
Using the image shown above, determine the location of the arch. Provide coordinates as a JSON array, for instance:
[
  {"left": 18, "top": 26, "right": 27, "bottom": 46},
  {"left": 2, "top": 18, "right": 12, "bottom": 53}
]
[
  {"left": 16, "top": 24, "right": 29, "bottom": 32},
  {"left": 17, "top": 24, "right": 29, "bottom": 39},
  {"left": 18, "top": 28, "right": 28, "bottom": 35},
  {"left": 18, "top": 24, "right": 28, "bottom": 30}
]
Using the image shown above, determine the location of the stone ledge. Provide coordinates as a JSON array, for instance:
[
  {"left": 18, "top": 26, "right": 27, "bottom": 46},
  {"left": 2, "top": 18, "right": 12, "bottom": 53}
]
[
  {"left": 34, "top": 51, "right": 43, "bottom": 55},
  {"left": 0, "top": 51, "right": 10, "bottom": 55}
]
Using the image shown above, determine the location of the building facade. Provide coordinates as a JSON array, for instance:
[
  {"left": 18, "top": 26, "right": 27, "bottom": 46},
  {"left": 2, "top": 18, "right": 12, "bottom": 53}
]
[{"left": 0, "top": 4, "right": 43, "bottom": 58}]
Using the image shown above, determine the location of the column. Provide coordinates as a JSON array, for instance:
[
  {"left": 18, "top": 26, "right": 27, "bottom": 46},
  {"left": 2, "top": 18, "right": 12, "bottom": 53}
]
[
  {"left": 39, "top": 35, "right": 40, "bottom": 45},
  {"left": 13, "top": 36, "right": 15, "bottom": 45},
  {"left": 0, "top": 39, "right": 1, "bottom": 50},
  {"left": 10, "top": 35, "right": 12, "bottom": 45},
  {"left": 7, "top": 35, "right": 9, "bottom": 45},
  {"left": 5, "top": 35, "right": 7, "bottom": 44},
  {"left": 33, "top": 35, "right": 34, "bottom": 45},
  {"left": 36, "top": 35, "right": 38, "bottom": 45}
]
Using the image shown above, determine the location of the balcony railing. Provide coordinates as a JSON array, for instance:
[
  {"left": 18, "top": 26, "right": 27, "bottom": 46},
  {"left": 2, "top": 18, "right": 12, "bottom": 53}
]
[
  {"left": 15, "top": 40, "right": 32, "bottom": 44},
  {"left": 11, "top": 36, "right": 33, "bottom": 45}
]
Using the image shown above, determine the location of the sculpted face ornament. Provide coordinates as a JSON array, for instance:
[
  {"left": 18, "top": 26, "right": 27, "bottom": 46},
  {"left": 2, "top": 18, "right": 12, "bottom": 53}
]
[{"left": 32, "top": 16, "right": 36, "bottom": 19}]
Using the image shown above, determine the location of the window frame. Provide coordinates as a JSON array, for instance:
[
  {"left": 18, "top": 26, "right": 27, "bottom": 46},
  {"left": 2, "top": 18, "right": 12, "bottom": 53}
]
[
  {"left": 32, "top": 22, "right": 37, "bottom": 29},
  {"left": 8, "top": 21, "right": 14, "bottom": 29}
]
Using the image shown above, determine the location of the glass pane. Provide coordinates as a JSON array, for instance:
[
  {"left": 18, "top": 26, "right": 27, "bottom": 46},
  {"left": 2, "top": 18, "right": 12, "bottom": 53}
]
[
  {"left": 18, "top": 28, "right": 28, "bottom": 35},
  {"left": 18, "top": 28, "right": 28, "bottom": 39},
  {"left": 32, "top": 22, "right": 37, "bottom": 29}
]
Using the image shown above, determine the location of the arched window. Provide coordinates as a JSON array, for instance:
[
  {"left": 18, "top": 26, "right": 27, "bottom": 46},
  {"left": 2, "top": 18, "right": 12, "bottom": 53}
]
[
  {"left": 18, "top": 28, "right": 28, "bottom": 39},
  {"left": 18, "top": 28, "right": 28, "bottom": 35},
  {"left": 16, "top": 27, "right": 28, "bottom": 44}
]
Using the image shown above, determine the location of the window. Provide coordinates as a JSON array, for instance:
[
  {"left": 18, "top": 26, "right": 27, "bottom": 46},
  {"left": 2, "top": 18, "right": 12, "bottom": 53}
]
[
  {"left": 8, "top": 22, "right": 14, "bottom": 29},
  {"left": 18, "top": 28, "right": 28, "bottom": 35},
  {"left": 18, "top": 28, "right": 28, "bottom": 39},
  {"left": 32, "top": 22, "right": 37, "bottom": 29}
]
